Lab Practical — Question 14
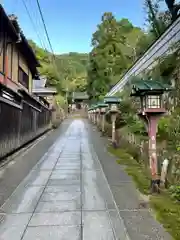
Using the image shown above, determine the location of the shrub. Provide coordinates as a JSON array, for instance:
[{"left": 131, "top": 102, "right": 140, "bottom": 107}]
[{"left": 169, "top": 185, "right": 180, "bottom": 201}]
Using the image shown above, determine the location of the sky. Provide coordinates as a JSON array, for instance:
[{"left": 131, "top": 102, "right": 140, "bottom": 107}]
[{"left": 2, "top": 0, "right": 147, "bottom": 54}]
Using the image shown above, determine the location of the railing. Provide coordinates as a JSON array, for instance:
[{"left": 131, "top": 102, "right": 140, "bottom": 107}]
[{"left": 0, "top": 83, "right": 52, "bottom": 159}]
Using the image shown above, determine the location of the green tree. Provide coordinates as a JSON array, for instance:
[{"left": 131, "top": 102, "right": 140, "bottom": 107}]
[
  {"left": 87, "top": 13, "right": 149, "bottom": 100},
  {"left": 144, "top": 0, "right": 163, "bottom": 38},
  {"left": 87, "top": 12, "right": 128, "bottom": 100}
]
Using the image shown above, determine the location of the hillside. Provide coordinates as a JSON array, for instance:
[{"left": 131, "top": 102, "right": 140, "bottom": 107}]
[{"left": 28, "top": 40, "right": 89, "bottom": 95}]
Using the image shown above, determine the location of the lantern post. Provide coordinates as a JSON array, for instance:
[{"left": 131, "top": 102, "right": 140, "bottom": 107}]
[
  {"left": 90, "top": 105, "right": 96, "bottom": 124},
  {"left": 130, "top": 80, "right": 172, "bottom": 193},
  {"left": 90, "top": 110, "right": 93, "bottom": 122},
  {"left": 88, "top": 107, "right": 92, "bottom": 121},
  {"left": 95, "top": 106, "right": 100, "bottom": 126},
  {"left": 96, "top": 103, "right": 108, "bottom": 134},
  {"left": 93, "top": 106, "right": 97, "bottom": 124},
  {"left": 104, "top": 96, "right": 121, "bottom": 148}
]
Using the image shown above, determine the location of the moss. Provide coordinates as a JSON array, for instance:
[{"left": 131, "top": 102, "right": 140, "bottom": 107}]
[
  {"left": 109, "top": 145, "right": 180, "bottom": 239},
  {"left": 108, "top": 146, "right": 139, "bottom": 166},
  {"left": 150, "top": 195, "right": 180, "bottom": 240},
  {"left": 109, "top": 146, "right": 149, "bottom": 194},
  {"left": 126, "top": 166, "right": 150, "bottom": 195}
]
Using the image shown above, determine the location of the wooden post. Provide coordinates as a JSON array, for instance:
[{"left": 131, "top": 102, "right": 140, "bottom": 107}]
[
  {"left": 102, "top": 114, "right": 105, "bottom": 133},
  {"left": 111, "top": 114, "right": 116, "bottom": 145},
  {"left": 4, "top": 54, "right": 8, "bottom": 85},
  {"left": 148, "top": 116, "right": 161, "bottom": 193}
]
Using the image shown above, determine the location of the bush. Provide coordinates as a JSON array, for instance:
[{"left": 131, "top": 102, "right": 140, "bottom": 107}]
[
  {"left": 118, "top": 138, "right": 141, "bottom": 163},
  {"left": 157, "top": 117, "right": 170, "bottom": 139},
  {"left": 128, "top": 118, "right": 147, "bottom": 135},
  {"left": 169, "top": 185, "right": 180, "bottom": 201}
]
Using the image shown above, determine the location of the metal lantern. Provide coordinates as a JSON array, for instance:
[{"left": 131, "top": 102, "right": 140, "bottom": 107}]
[
  {"left": 147, "top": 95, "right": 161, "bottom": 108},
  {"left": 104, "top": 96, "right": 120, "bottom": 113},
  {"left": 140, "top": 95, "right": 162, "bottom": 110},
  {"left": 130, "top": 79, "right": 172, "bottom": 193},
  {"left": 131, "top": 80, "right": 171, "bottom": 113}
]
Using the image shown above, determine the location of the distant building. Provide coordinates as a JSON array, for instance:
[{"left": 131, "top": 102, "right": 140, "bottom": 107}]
[
  {"left": 0, "top": 5, "right": 40, "bottom": 93},
  {"left": 32, "top": 76, "right": 57, "bottom": 109},
  {"left": 72, "top": 91, "right": 89, "bottom": 109}
]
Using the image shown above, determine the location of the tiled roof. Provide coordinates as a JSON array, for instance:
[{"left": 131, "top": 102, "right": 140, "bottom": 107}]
[
  {"left": 72, "top": 92, "right": 89, "bottom": 100},
  {"left": 131, "top": 80, "right": 172, "bottom": 96},
  {"left": 32, "top": 78, "right": 57, "bottom": 95},
  {"left": 104, "top": 96, "right": 121, "bottom": 104}
]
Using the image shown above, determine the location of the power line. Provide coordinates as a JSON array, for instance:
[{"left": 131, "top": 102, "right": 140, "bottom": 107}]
[
  {"left": 35, "top": 0, "right": 60, "bottom": 79},
  {"left": 21, "top": 0, "right": 47, "bottom": 51},
  {"left": 21, "top": 0, "right": 60, "bottom": 82},
  {"left": 27, "top": 0, "right": 49, "bottom": 51},
  {"left": 35, "top": 0, "right": 55, "bottom": 58}
]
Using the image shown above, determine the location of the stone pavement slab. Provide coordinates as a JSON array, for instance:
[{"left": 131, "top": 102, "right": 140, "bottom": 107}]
[
  {"left": 29, "top": 212, "right": 81, "bottom": 226},
  {"left": 0, "top": 120, "right": 130, "bottom": 239},
  {"left": 0, "top": 214, "right": 31, "bottom": 239},
  {"left": 22, "top": 225, "right": 81, "bottom": 240},
  {"left": 1, "top": 186, "right": 44, "bottom": 214}
]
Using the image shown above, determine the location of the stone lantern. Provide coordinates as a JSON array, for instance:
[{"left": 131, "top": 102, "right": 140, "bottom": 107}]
[
  {"left": 104, "top": 96, "right": 121, "bottom": 148},
  {"left": 90, "top": 110, "right": 93, "bottom": 122},
  {"left": 130, "top": 79, "right": 172, "bottom": 192},
  {"left": 96, "top": 103, "right": 108, "bottom": 134},
  {"left": 95, "top": 106, "right": 100, "bottom": 125},
  {"left": 89, "top": 105, "right": 96, "bottom": 124},
  {"left": 88, "top": 108, "right": 92, "bottom": 121},
  {"left": 93, "top": 107, "right": 96, "bottom": 124},
  {"left": 89, "top": 110, "right": 92, "bottom": 121}
]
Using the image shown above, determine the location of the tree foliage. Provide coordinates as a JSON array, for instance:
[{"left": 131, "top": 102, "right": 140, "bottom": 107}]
[
  {"left": 135, "top": 0, "right": 172, "bottom": 57},
  {"left": 28, "top": 40, "right": 88, "bottom": 96},
  {"left": 87, "top": 13, "right": 146, "bottom": 100},
  {"left": 86, "top": 5, "right": 173, "bottom": 101}
]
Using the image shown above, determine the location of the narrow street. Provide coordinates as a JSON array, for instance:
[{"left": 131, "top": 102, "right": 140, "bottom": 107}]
[
  {"left": 0, "top": 1, "right": 179, "bottom": 239},
  {"left": 0, "top": 120, "right": 129, "bottom": 240}
]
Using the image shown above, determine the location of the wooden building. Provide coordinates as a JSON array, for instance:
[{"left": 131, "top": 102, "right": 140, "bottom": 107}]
[{"left": 0, "top": 5, "right": 40, "bottom": 93}]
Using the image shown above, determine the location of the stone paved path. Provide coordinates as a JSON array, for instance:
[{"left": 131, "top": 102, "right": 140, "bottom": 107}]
[{"left": 0, "top": 120, "right": 129, "bottom": 240}]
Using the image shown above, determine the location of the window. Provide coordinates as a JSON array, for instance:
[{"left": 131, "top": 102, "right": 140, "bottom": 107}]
[
  {"left": 18, "top": 67, "right": 29, "bottom": 89},
  {"left": 147, "top": 95, "right": 161, "bottom": 108}
]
